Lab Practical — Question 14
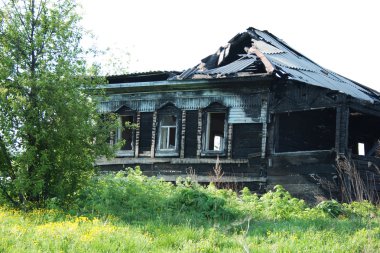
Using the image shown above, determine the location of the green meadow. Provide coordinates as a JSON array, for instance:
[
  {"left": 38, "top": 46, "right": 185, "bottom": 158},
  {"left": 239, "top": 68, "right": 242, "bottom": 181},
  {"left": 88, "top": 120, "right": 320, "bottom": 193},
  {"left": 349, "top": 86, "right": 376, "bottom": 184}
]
[{"left": 1, "top": 168, "right": 379, "bottom": 252}]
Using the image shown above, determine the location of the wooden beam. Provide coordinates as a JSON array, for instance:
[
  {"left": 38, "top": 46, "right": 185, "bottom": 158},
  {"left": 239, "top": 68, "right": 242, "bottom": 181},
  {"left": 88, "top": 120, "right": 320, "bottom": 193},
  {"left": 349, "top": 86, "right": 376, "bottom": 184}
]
[
  {"left": 227, "top": 124, "right": 233, "bottom": 159},
  {"left": 150, "top": 111, "right": 157, "bottom": 158},
  {"left": 134, "top": 112, "right": 140, "bottom": 157},
  {"left": 196, "top": 109, "right": 202, "bottom": 158},
  {"left": 156, "top": 174, "right": 267, "bottom": 183},
  {"left": 261, "top": 98, "right": 268, "bottom": 158},
  {"left": 180, "top": 110, "right": 186, "bottom": 159},
  {"left": 96, "top": 157, "right": 248, "bottom": 166}
]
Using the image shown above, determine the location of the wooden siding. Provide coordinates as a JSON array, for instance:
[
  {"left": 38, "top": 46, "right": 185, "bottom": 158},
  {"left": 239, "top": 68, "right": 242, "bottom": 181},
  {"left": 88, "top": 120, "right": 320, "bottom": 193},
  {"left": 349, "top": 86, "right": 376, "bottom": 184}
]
[
  {"left": 139, "top": 112, "right": 153, "bottom": 155},
  {"left": 184, "top": 110, "right": 198, "bottom": 158},
  {"left": 232, "top": 124, "right": 263, "bottom": 159}
]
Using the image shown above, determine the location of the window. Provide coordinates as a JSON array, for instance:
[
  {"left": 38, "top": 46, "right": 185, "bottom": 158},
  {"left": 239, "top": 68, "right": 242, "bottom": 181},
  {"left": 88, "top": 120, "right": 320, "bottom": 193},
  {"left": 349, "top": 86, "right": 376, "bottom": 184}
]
[
  {"left": 155, "top": 103, "right": 181, "bottom": 156},
  {"left": 117, "top": 115, "right": 134, "bottom": 151},
  {"left": 206, "top": 112, "right": 226, "bottom": 151},
  {"left": 112, "top": 106, "right": 136, "bottom": 156},
  {"left": 159, "top": 115, "right": 177, "bottom": 150},
  {"left": 202, "top": 102, "right": 227, "bottom": 156},
  {"left": 277, "top": 108, "right": 336, "bottom": 152},
  {"left": 348, "top": 109, "right": 380, "bottom": 156}
]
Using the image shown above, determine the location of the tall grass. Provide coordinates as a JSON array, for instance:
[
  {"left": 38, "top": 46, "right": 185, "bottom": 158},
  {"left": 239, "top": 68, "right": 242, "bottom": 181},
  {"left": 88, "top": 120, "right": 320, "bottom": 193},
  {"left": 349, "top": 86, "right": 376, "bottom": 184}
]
[{"left": 0, "top": 167, "right": 379, "bottom": 252}]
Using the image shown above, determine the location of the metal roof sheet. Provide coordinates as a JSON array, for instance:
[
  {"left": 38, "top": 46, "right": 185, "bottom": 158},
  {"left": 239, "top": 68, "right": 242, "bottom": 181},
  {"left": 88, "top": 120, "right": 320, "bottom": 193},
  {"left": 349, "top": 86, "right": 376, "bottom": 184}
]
[
  {"left": 255, "top": 30, "right": 378, "bottom": 102},
  {"left": 201, "top": 57, "right": 257, "bottom": 75},
  {"left": 175, "top": 27, "right": 380, "bottom": 103},
  {"left": 252, "top": 39, "right": 285, "bottom": 54}
]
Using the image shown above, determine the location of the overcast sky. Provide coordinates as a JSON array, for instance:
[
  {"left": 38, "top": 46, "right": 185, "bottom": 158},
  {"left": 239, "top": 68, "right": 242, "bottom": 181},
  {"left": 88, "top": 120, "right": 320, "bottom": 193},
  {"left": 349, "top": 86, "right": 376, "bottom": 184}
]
[{"left": 78, "top": 0, "right": 380, "bottom": 91}]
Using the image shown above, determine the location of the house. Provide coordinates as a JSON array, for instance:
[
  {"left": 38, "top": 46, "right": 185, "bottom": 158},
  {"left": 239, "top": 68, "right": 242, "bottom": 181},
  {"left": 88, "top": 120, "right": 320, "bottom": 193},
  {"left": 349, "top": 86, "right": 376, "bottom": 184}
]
[{"left": 96, "top": 27, "right": 380, "bottom": 202}]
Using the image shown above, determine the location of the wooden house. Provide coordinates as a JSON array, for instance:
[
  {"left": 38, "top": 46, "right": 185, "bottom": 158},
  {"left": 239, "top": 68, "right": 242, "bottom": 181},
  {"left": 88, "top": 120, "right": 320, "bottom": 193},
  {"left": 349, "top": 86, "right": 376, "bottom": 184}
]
[{"left": 96, "top": 27, "right": 380, "bottom": 201}]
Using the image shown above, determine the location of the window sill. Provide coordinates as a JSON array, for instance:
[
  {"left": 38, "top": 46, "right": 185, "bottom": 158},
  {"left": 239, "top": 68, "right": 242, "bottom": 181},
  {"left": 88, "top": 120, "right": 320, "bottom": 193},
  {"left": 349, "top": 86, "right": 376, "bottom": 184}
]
[
  {"left": 115, "top": 150, "right": 135, "bottom": 157},
  {"left": 201, "top": 151, "right": 227, "bottom": 157},
  {"left": 155, "top": 150, "right": 179, "bottom": 157}
]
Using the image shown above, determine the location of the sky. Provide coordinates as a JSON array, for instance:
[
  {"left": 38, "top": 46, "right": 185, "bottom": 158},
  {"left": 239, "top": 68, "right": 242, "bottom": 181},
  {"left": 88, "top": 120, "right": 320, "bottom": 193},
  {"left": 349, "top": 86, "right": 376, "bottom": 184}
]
[{"left": 78, "top": 0, "right": 380, "bottom": 91}]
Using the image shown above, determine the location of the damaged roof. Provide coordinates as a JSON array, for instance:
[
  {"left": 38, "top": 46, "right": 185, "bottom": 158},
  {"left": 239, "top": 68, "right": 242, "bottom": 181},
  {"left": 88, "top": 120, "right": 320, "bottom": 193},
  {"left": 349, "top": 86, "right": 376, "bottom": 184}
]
[{"left": 172, "top": 27, "right": 380, "bottom": 103}]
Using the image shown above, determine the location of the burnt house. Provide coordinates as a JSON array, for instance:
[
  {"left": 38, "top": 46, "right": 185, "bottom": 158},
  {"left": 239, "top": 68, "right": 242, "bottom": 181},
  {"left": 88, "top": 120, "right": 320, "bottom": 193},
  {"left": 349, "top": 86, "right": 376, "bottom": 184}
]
[{"left": 97, "top": 27, "right": 380, "bottom": 201}]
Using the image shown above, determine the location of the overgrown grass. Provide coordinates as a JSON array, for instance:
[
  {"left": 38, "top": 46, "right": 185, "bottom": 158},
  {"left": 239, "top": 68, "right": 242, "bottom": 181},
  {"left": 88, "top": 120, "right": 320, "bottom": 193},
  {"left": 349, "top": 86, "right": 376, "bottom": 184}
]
[{"left": 1, "top": 167, "right": 379, "bottom": 252}]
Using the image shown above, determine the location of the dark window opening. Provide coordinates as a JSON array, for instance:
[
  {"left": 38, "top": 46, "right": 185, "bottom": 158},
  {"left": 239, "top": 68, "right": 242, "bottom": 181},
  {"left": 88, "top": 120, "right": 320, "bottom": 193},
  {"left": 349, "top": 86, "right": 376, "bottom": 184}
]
[
  {"left": 206, "top": 112, "right": 226, "bottom": 151},
  {"left": 348, "top": 110, "right": 380, "bottom": 156},
  {"left": 277, "top": 108, "right": 336, "bottom": 152}
]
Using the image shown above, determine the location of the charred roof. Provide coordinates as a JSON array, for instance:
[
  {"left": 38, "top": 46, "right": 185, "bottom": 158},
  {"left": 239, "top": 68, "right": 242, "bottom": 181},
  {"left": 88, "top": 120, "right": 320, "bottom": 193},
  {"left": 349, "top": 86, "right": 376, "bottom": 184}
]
[
  {"left": 172, "top": 27, "right": 380, "bottom": 103},
  {"left": 106, "top": 71, "right": 180, "bottom": 84}
]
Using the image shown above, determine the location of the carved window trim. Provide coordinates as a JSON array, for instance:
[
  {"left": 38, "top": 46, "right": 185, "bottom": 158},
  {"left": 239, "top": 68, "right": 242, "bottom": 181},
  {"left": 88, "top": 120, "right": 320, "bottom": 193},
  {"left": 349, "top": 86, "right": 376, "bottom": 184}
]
[
  {"left": 201, "top": 102, "right": 228, "bottom": 157},
  {"left": 155, "top": 103, "right": 181, "bottom": 157},
  {"left": 114, "top": 106, "right": 136, "bottom": 157}
]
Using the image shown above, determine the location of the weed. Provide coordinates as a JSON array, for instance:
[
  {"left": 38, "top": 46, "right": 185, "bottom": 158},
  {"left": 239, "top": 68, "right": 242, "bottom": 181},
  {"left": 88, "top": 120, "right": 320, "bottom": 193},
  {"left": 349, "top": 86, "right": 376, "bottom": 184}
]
[{"left": 2, "top": 168, "right": 379, "bottom": 252}]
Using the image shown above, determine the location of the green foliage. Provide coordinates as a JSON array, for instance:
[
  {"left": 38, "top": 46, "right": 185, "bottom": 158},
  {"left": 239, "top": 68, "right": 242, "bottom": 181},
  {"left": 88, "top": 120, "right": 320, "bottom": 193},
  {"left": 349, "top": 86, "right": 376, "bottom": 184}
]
[
  {"left": 75, "top": 168, "right": 240, "bottom": 225},
  {"left": 239, "top": 185, "right": 312, "bottom": 220},
  {"left": 0, "top": 176, "right": 379, "bottom": 252},
  {"left": 170, "top": 182, "right": 239, "bottom": 222},
  {"left": 343, "top": 201, "right": 379, "bottom": 218},
  {"left": 76, "top": 167, "right": 174, "bottom": 221},
  {"left": 317, "top": 200, "right": 345, "bottom": 217},
  {"left": 0, "top": 0, "right": 116, "bottom": 207}
]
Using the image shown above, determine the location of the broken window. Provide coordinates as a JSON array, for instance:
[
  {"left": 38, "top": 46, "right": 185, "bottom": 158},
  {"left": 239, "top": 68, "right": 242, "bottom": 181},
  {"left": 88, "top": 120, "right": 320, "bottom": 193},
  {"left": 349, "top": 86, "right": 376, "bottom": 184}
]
[
  {"left": 206, "top": 113, "right": 226, "bottom": 151},
  {"left": 118, "top": 115, "right": 134, "bottom": 151},
  {"left": 276, "top": 108, "right": 336, "bottom": 152},
  {"left": 156, "top": 103, "right": 181, "bottom": 156},
  {"left": 202, "top": 102, "right": 227, "bottom": 156},
  {"left": 348, "top": 109, "right": 380, "bottom": 156},
  {"left": 113, "top": 106, "right": 136, "bottom": 156}
]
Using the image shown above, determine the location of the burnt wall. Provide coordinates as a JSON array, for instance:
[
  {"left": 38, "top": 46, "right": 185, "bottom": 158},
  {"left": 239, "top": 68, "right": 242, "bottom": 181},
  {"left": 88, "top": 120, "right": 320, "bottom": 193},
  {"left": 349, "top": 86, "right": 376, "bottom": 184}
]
[
  {"left": 232, "top": 123, "right": 262, "bottom": 158},
  {"left": 139, "top": 112, "right": 153, "bottom": 153},
  {"left": 185, "top": 110, "right": 198, "bottom": 158}
]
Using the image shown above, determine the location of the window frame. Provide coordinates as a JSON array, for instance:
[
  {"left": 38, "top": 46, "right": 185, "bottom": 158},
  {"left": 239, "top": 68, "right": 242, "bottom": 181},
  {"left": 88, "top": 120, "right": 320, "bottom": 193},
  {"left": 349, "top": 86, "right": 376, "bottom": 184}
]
[
  {"left": 201, "top": 103, "right": 228, "bottom": 157},
  {"left": 155, "top": 104, "right": 181, "bottom": 157},
  {"left": 113, "top": 108, "right": 136, "bottom": 157}
]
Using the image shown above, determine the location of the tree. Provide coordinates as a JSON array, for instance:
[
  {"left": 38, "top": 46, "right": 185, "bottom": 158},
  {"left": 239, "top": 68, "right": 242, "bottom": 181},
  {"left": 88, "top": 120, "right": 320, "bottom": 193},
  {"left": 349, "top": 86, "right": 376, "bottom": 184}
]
[{"left": 0, "top": 0, "right": 115, "bottom": 207}]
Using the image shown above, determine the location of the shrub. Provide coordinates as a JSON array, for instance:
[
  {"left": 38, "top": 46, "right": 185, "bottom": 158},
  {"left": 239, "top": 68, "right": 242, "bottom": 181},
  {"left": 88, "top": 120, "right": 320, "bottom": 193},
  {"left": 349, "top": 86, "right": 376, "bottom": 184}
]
[
  {"left": 343, "top": 201, "right": 378, "bottom": 218},
  {"left": 240, "top": 185, "right": 308, "bottom": 220},
  {"left": 74, "top": 167, "right": 174, "bottom": 221},
  {"left": 169, "top": 183, "right": 239, "bottom": 222},
  {"left": 316, "top": 200, "right": 345, "bottom": 218}
]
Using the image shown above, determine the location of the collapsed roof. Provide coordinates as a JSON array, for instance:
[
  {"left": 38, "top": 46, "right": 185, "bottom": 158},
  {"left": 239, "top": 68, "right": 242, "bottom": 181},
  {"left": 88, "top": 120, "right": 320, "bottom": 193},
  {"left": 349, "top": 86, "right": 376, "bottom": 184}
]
[{"left": 173, "top": 27, "right": 380, "bottom": 103}]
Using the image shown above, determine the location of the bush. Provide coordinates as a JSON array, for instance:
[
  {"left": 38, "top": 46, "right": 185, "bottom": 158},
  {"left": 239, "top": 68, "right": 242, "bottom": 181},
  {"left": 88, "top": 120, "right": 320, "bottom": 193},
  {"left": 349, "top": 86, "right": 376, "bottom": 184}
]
[
  {"left": 169, "top": 182, "right": 240, "bottom": 222},
  {"left": 343, "top": 201, "right": 378, "bottom": 218},
  {"left": 73, "top": 169, "right": 378, "bottom": 226},
  {"left": 240, "top": 185, "right": 309, "bottom": 220},
  {"left": 316, "top": 200, "right": 345, "bottom": 218},
  {"left": 74, "top": 167, "right": 174, "bottom": 221}
]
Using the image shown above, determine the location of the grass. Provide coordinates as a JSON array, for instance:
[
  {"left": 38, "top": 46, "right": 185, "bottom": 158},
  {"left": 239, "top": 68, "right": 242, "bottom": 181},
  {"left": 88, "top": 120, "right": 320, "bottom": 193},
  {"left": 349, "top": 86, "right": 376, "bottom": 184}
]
[{"left": 0, "top": 167, "right": 379, "bottom": 252}]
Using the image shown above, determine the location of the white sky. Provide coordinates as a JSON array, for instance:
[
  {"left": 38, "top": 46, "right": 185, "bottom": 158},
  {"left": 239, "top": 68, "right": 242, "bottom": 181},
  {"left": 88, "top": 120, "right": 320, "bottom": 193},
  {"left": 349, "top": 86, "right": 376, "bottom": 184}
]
[{"left": 78, "top": 0, "right": 380, "bottom": 91}]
